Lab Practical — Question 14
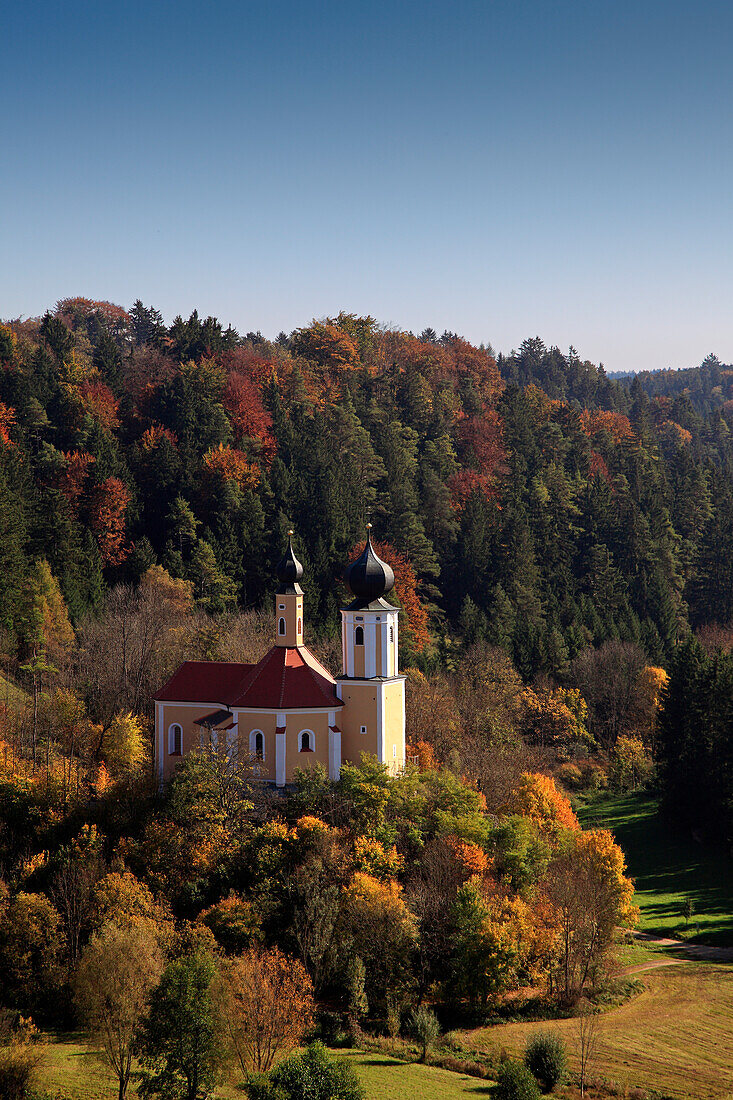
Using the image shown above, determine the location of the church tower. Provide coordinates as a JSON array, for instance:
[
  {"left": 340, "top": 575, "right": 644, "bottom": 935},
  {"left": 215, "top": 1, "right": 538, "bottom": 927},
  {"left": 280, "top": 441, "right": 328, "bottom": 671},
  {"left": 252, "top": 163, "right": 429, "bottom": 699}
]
[
  {"left": 275, "top": 531, "right": 304, "bottom": 647},
  {"left": 337, "top": 526, "right": 406, "bottom": 774}
]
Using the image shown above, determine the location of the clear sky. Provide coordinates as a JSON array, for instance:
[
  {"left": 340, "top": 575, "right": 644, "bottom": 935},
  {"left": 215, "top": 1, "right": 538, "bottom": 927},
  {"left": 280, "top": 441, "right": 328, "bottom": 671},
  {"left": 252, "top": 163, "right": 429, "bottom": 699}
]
[{"left": 2, "top": 1, "right": 732, "bottom": 372}]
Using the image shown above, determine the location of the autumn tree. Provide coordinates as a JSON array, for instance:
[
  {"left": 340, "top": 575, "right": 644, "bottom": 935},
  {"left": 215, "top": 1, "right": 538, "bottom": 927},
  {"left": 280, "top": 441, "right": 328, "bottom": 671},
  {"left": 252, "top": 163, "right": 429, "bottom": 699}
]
[
  {"left": 0, "top": 891, "right": 63, "bottom": 1016},
  {"left": 339, "top": 872, "right": 417, "bottom": 1012},
  {"left": 75, "top": 922, "right": 164, "bottom": 1100},
  {"left": 504, "top": 773, "right": 580, "bottom": 844},
  {"left": 89, "top": 477, "right": 130, "bottom": 566},
  {"left": 545, "top": 829, "right": 637, "bottom": 1001},
  {"left": 223, "top": 946, "right": 315, "bottom": 1075}
]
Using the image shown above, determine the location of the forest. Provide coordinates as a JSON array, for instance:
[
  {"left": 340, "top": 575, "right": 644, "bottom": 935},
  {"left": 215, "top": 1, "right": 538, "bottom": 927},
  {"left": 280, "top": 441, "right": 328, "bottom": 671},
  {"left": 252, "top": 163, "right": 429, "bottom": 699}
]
[{"left": 0, "top": 299, "right": 732, "bottom": 1099}]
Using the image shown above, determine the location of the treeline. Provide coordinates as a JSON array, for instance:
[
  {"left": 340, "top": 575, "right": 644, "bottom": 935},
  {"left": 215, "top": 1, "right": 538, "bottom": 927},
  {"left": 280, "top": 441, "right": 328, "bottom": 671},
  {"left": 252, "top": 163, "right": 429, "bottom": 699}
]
[
  {"left": 620, "top": 353, "right": 733, "bottom": 417},
  {"left": 3, "top": 300, "right": 733, "bottom": 680}
]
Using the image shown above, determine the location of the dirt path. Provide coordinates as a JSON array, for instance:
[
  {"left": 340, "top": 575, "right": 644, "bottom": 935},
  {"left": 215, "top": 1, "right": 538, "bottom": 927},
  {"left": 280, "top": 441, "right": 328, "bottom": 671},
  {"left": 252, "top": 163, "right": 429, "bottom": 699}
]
[{"left": 634, "top": 930, "right": 733, "bottom": 963}]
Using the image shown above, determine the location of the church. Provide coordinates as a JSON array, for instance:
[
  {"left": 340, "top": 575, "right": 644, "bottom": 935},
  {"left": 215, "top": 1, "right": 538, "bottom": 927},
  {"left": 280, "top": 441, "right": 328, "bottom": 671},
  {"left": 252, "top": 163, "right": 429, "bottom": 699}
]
[{"left": 154, "top": 527, "right": 406, "bottom": 786}]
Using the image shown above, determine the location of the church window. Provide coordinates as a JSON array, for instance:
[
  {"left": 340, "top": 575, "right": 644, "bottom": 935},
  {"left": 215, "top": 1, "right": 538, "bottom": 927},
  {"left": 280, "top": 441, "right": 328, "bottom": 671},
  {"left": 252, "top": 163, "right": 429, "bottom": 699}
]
[
  {"left": 168, "top": 724, "right": 182, "bottom": 755},
  {"left": 278, "top": 617, "right": 286, "bottom": 635},
  {"left": 299, "top": 729, "right": 314, "bottom": 752},
  {"left": 355, "top": 626, "right": 364, "bottom": 646},
  {"left": 360, "top": 724, "right": 367, "bottom": 735},
  {"left": 250, "top": 730, "right": 264, "bottom": 760},
  {"left": 297, "top": 617, "right": 302, "bottom": 635},
  {"left": 390, "top": 626, "right": 394, "bottom": 642}
]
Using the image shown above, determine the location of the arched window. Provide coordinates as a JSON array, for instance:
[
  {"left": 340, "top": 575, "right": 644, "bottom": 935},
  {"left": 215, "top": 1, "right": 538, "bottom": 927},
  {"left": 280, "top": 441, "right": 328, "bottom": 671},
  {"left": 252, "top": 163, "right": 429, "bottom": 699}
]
[
  {"left": 278, "top": 617, "right": 286, "bottom": 635},
  {"left": 297, "top": 617, "right": 302, "bottom": 636},
  {"left": 390, "top": 626, "right": 394, "bottom": 642},
  {"left": 299, "top": 729, "right": 315, "bottom": 753},
  {"left": 354, "top": 625, "right": 364, "bottom": 646},
  {"left": 360, "top": 724, "right": 367, "bottom": 735},
  {"left": 249, "top": 729, "right": 265, "bottom": 760},
  {"left": 168, "top": 723, "right": 182, "bottom": 756}
]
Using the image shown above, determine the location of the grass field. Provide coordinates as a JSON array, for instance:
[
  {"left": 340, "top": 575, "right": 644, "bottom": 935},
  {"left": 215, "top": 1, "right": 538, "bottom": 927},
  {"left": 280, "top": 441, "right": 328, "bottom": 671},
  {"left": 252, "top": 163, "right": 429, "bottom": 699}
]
[
  {"left": 577, "top": 791, "right": 733, "bottom": 945},
  {"left": 462, "top": 961, "right": 733, "bottom": 1100},
  {"left": 36, "top": 1038, "right": 494, "bottom": 1100},
  {"left": 0, "top": 670, "right": 30, "bottom": 713}
]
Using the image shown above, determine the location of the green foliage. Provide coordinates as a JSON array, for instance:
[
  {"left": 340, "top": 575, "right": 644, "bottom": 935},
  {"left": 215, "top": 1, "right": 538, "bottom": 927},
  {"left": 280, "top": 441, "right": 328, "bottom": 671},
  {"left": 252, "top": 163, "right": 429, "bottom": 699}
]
[
  {"left": 409, "top": 1005, "right": 441, "bottom": 1061},
  {"left": 523, "top": 1031, "right": 566, "bottom": 1092},
  {"left": 246, "top": 1041, "right": 365, "bottom": 1100},
  {"left": 137, "top": 951, "right": 226, "bottom": 1100},
  {"left": 494, "top": 1060, "right": 542, "bottom": 1100}
]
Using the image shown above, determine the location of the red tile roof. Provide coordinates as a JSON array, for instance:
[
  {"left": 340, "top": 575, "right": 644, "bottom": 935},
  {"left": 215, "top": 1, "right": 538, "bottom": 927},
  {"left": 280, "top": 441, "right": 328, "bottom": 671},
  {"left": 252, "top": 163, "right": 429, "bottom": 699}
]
[
  {"left": 230, "top": 645, "right": 343, "bottom": 710},
  {"left": 155, "top": 647, "right": 342, "bottom": 712},
  {"left": 156, "top": 662, "right": 253, "bottom": 703}
]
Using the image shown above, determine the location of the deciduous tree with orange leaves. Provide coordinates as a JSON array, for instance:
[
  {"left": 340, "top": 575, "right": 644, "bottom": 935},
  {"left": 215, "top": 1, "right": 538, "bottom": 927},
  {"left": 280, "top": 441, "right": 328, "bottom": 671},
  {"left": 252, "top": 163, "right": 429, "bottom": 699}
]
[
  {"left": 202, "top": 443, "right": 259, "bottom": 491},
  {"left": 504, "top": 772, "right": 580, "bottom": 843},
  {"left": 89, "top": 477, "right": 130, "bottom": 565},
  {"left": 223, "top": 946, "right": 314, "bottom": 1074}
]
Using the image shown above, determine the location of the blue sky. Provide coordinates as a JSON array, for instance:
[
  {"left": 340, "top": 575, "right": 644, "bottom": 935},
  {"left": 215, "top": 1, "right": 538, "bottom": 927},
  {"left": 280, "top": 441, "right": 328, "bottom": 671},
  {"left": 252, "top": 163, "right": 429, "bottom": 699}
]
[{"left": 2, "top": 0, "right": 732, "bottom": 371}]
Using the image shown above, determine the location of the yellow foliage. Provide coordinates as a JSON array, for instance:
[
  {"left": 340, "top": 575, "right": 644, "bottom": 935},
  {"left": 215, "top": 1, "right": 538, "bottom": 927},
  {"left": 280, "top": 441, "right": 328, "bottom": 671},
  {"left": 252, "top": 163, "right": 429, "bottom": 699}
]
[
  {"left": 104, "top": 711, "right": 147, "bottom": 777},
  {"left": 353, "top": 836, "right": 405, "bottom": 880},
  {"left": 505, "top": 772, "right": 580, "bottom": 840}
]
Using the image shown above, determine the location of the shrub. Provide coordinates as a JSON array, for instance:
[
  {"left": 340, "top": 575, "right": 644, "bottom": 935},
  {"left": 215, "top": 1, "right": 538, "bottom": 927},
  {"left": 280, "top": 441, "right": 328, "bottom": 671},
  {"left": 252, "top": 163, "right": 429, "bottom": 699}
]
[
  {"left": 409, "top": 1005, "right": 440, "bottom": 1062},
  {"left": 495, "top": 1060, "right": 541, "bottom": 1100},
  {"left": 246, "top": 1041, "right": 365, "bottom": 1100},
  {"left": 556, "top": 763, "right": 582, "bottom": 790},
  {"left": 524, "top": 1030, "right": 567, "bottom": 1092}
]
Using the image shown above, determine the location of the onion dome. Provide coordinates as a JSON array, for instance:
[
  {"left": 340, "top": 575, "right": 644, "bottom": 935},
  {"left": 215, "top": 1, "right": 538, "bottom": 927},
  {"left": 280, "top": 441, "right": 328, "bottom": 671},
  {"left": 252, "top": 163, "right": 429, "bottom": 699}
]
[
  {"left": 344, "top": 524, "right": 395, "bottom": 605},
  {"left": 276, "top": 530, "right": 303, "bottom": 593}
]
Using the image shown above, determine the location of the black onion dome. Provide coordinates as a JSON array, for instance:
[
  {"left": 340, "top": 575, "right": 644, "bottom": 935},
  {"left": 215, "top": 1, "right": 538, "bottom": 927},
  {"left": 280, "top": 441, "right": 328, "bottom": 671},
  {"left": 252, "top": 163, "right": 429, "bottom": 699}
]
[
  {"left": 276, "top": 531, "right": 303, "bottom": 592},
  {"left": 344, "top": 525, "right": 395, "bottom": 604}
]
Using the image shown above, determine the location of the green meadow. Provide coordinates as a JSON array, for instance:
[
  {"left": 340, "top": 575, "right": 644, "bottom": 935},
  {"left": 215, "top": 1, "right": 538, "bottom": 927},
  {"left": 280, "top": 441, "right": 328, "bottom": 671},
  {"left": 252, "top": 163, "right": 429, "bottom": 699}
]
[{"left": 577, "top": 790, "right": 733, "bottom": 945}]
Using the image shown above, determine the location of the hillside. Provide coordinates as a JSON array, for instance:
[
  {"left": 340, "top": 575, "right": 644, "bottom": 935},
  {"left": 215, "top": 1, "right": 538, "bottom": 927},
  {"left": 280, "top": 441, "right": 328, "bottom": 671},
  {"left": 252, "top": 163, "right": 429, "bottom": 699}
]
[{"left": 3, "top": 303, "right": 733, "bottom": 681}]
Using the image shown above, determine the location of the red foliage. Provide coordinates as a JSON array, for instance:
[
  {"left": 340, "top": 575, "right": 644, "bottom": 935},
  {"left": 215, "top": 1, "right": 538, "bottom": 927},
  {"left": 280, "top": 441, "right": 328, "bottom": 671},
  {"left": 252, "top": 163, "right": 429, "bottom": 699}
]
[
  {"left": 79, "top": 381, "right": 120, "bottom": 431},
  {"left": 589, "top": 450, "right": 611, "bottom": 483},
  {"left": 0, "top": 401, "right": 16, "bottom": 446},
  {"left": 55, "top": 297, "right": 130, "bottom": 330},
  {"left": 58, "top": 450, "right": 95, "bottom": 506},
  {"left": 223, "top": 373, "right": 276, "bottom": 462},
  {"left": 579, "top": 409, "right": 635, "bottom": 443},
  {"left": 221, "top": 346, "right": 275, "bottom": 385},
  {"left": 89, "top": 477, "right": 130, "bottom": 565},
  {"left": 456, "top": 408, "right": 507, "bottom": 478},
  {"left": 448, "top": 469, "right": 498, "bottom": 510}
]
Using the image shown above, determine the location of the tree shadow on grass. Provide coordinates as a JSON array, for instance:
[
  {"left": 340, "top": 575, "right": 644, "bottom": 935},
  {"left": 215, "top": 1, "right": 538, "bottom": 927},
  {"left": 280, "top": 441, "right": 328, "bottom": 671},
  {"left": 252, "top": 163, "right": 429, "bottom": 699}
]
[{"left": 579, "top": 792, "right": 733, "bottom": 945}]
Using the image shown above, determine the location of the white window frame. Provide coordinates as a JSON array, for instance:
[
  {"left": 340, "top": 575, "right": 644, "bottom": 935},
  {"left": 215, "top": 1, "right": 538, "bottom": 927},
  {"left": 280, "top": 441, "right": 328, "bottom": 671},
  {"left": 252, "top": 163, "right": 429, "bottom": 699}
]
[
  {"left": 354, "top": 625, "right": 364, "bottom": 646},
  {"left": 298, "top": 728, "right": 315, "bottom": 753},
  {"left": 249, "top": 729, "right": 265, "bottom": 761},
  {"left": 360, "top": 724, "right": 367, "bottom": 735},
  {"left": 168, "top": 723, "right": 183, "bottom": 755}
]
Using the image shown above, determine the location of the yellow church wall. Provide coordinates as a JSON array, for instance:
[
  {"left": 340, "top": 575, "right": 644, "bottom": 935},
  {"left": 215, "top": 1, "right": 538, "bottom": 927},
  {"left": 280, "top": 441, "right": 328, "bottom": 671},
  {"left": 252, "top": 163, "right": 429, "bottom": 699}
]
[
  {"left": 338, "top": 683, "right": 379, "bottom": 764},
  {"left": 157, "top": 702, "right": 212, "bottom": 783},
  {"left": 234, "top": 712, "right": 277, "bottom": 782},
  {"left": 382, "top": 679, "right": 406, "bottom": 774},
  {"left": 274, "top": 593, "right": 303, "bottom": 646},
  {"left": 284, "top": 710, "right": 331, "bottom": 782}
]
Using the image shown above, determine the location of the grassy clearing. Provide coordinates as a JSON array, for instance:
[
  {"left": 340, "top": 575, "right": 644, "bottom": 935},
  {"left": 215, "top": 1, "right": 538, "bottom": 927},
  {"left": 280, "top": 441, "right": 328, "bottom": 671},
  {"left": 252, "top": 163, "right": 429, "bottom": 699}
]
[
  {"left": 37, "top": 1037, "right": 493, "bottom": 1100},
  {"left": 577, "top": 791, "right": 733, "bottom": 945},
  {"left": 0, "top": 670, "right": 30, "bottom": 714},
  {"left": 461, "top": 962, "right": 733, "bottom": 1100}
]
